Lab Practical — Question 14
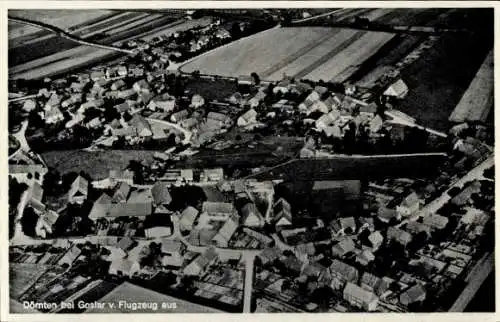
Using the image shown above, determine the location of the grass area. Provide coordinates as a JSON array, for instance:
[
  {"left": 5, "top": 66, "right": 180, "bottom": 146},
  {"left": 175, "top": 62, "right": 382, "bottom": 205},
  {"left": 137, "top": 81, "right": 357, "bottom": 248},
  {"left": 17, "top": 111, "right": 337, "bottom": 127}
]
[
  {"left": 41, "top": 150, "right": 158, "bottom": 180},
  {"left": 9, "top": 264, "right": 48, "bottom": 299},
  {"left": 185, "top": 77, "right": 238, "bottom": 101},
  {"left": 397, "top": 31, "right": 493, "bottom": 131}
]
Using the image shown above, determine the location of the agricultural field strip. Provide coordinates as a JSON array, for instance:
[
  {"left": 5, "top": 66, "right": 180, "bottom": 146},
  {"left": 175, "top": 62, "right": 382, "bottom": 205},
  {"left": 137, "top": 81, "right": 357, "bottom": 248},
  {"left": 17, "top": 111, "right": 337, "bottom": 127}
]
[
  {"left": 180, "top": 27, "right": 336, "bottom": 78},
  {"left": 101, "top": 13, "right": 163, "bottom": 36},
  {"left": 72, "top": 12, "right": 143, "bottom": 37},
  {"left": 10, "top": 18, "right": 214, "bottom": 80},
  {"left": 8, "top": 12, "right": 130, "bottom": 49},
  {"left": 289, "top": 30, "right": 365, "bottom": 81},
  {"left": 8, "top": 10, "right": 113, "bottom": 39},
  {"left": 305, "top": 31, "right": 395, "bottom": 82},
  {"left": 449, "top": 50, "right": 493, "bottom": 123},
  {"left": 267, "top": 28, "right": 358, "bottom": 80},
  {"left": 259, "top": 28, "right": 342, "bottom": 79}
]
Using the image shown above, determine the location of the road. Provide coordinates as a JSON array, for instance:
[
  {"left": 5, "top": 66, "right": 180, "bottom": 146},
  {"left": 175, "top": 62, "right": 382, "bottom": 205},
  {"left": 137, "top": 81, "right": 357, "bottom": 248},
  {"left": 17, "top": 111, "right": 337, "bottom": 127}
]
[
  {"left": 449, "top": 252, "right": 493, "bottom": 312},
  {"left": 291, "top": 9, "right": 346, "bottom": 24},
  {"left": 398, "top": 154, "right": 494, "bottom": 227}
]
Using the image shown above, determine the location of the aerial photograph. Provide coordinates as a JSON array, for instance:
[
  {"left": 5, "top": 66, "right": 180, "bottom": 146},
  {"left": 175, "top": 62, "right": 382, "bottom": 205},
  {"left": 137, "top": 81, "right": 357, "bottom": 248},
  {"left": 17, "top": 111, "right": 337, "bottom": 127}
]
[{"left": 7, "top": 7, "right": 494, "bottom": 314}]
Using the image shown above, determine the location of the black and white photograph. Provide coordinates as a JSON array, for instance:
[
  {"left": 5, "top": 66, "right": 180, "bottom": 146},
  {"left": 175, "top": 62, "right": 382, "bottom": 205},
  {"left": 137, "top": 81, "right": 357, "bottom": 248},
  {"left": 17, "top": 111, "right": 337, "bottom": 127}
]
[{"left": 5, "top": 4, "right": 495, "bottom": 316}]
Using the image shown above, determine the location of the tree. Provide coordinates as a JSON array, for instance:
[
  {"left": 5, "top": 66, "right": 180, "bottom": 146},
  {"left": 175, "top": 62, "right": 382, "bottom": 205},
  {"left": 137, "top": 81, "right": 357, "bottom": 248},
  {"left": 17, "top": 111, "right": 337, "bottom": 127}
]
[
  {"left": 251, "top": 72, "right": 261, "bottom": 85},
  {"left": 230, "top": 22, "right": 242, "bottom": 39},
  {"left": 21, "top": 207, "right": 39, "bottom": 237}
]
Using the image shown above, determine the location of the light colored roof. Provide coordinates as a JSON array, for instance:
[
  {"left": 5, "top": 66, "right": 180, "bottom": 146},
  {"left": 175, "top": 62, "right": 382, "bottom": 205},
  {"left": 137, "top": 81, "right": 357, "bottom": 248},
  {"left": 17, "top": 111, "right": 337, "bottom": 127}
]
[
  {"left": 202, "top": 201, "right": 235, "bottom": 215},
  {"left": 400, "top": 284, "right": 426, "bottom": 304},
  {"left": 112, "top": 182, "right": 131, "bottom": 203},
  {"left": 213, "top": 215, "right": 239, "bottom": 243},
  {"left": 127, "top": 188, "right": 154, "bottom": 204},
  {"left": 180, "top": 206, "right": 199, "bottom": 226},
  {"left": 69, "top": 175, "right": 88, "bottom": 199},
  {"left": 383, "top": 79, "right": 408, "bottom": 97},
  {"left": 387, "top": 226, "right": 412, "bottom": 245},
  {"left": 344, "top": 282, "right": 378, "bottom": 303},
  {"left": 239, "top": 109, "right": 257, "bottom": 122},
  {"left": 109, "top": 169, "right": 134, "bottom": 181},
  {"left": 329, "top": 259, "right": 358, "bottom": 280},
  {"left": 151, "top": 181, "right": 172, "bottom": 205},
  {"left": 423, "top": 214, "right": 449, "bottom": 229},
  {"left": 241, "top": 203, "right": 264, "bottom": 226},
  {"left": 160, "top": 239, "right": 184, "bottom": 253},
  {"left": 332, "top": 237, "right": 356, "bottom": 256}
]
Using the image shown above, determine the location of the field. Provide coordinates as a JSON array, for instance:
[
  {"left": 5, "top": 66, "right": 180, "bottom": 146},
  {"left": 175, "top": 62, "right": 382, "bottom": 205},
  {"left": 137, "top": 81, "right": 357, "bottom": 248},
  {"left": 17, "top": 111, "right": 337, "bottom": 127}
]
[
  {"left": 41, "top": 150, "right": 158, "bottom": 179},
  {"left": 449, "top": 51, "right": 493, "bottom": 123},
  {"left": 9, "top": 17, "right": 212, "bottom": 80},
  {"left": 180, "top": 26, "right": 395, "bottom": 82},
  {"left": 397, "top": 31, "right": 493, "bottom": 131}
]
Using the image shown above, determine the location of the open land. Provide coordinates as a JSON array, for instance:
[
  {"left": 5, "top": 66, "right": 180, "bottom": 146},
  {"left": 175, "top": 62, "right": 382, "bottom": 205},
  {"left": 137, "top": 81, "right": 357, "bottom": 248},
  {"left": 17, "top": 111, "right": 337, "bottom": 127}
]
[
  {"left": 41, "top": 150, "right": 157, "bottom": 179},
  {"left": 396, "top": 32, "right": 493, "bottom": 131},
  {"left": 180, "top": 27, "right": 396, "bottom": 82},
  {"left": 448, "top": 51, "right": 493, "bottom": 124}
]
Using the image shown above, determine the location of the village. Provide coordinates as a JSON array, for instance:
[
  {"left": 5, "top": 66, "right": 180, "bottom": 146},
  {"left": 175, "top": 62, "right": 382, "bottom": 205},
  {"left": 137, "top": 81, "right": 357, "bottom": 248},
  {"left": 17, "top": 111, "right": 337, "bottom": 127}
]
[{"left": 8, "top": 8, "right": 494, "bottom": 314}]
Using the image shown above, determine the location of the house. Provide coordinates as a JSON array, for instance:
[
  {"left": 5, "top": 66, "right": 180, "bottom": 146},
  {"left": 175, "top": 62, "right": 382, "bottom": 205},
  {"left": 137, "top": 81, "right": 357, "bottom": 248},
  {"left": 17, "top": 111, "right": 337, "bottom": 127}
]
[
  {"left": 332, "top": 237, "right": 356, "bottom": 258},
  {"left": 423, "top": 214, "right": 449, "bottom": 230},
  {"left": 57, "top": 245, "right": 82, "bottom": 267},
  {"left": 112, "top": 182, "right": 131, "bottom": 203},
  {"left": 68, "top": 175, "right": 88, "bottom": 204},
  {"left": 108, "top": 258, "right": 141, "bottom": 278},
  {"left": 117, "top": 236, "right": 137, "bottom": 254},
  {"left": 451, "top": 181, "right": 482, "bottom": 206},
  {"left": 44, "top": 106, "right": 64, "bottom": 124},
  {"left": 359, "top": 103, "right": 377, "bottom": 117},
  {"left": 377, "top": 206, "right": 400, "bottom": 223},
  {"left": 301, "top": 261, "right": 327, "bottom": 279},
  {"left": 368, "top": 231, "right": 384, "bottom": 250},
  {"left": 179, "top": 118, "right": 198, "bottom": 130},
  {"left": 44, "top": 93, "right": 61, "bottom": 110},
  {"left": 202, "top": 201, "right": 236, "bottom": 220},
  {"left": 258, "top": 247, "right": 281, "bottom": 265},
  {"left": 282, "top": 255, "right": 304, "bottom": 276},
  {"left": 138, "top": 92, "right": 155, "bottom": 105},
  {"left": 149, "top": 94, "right": 176, "bottom": 112},
  {"left": 114, "top": 101, "right": 132, "bottom": 114},
  {"left": 405, "top": 221, "right": 432, "bottom": 237},
  {"left": 387, "top": 226, "right": 412, "bottom": 246},
  {"left": 323, "top": 125, "right": 343, "bottom": 138},
  {"left": 22, "top": 99, "right": 37, "bottom": 112},
  {"left": 358, "top": 217, "right": 375, "bottom": 232},
  {"left": 343, "top": 282, "right": 378, "bottom": 311},
  {"left": 105, "top": 202, "right": 153, "bottom": 219},
  {"left": 200, "top": 168, "right": 224, "bottom": 182},
  {"left": 369, "top": 115, "right": 384, "bottom": 133},
  {"left": 61, "top": 94, "right": 83, "bottom": 109},
  {"left": 360, "top": 272, "right": 385, "bottom": 296},
  {"left": 396, "top": 192, "right": 423, "bottom": 217},
  {"left": 117, "top": 89, "right": 136, "bottom": 100},
  {"left": 315, "top": 112, "right": 339, "bottom": 130},
  {"left": 273, "top": 197, "right": 292, "bottom": 226},
  {"left": 237, "top": 109, "right": 258, "bottom": 127},
  {"left": 170, "top": 110, "right": 189, "bottom": 123},
  {"left": 191, "top": 94, "right": 205, "bottom": 108},
  {"left": 117, "top": 65, "right": 128, "bottom": 77},
  {"left": 89, "top": 193, "right": 113, "bottom": 220},
  {"left": 329, "top": 259, "right": 359, "bottom": 290},
  {"left": 206, "top": 112, "right": 233, "bottom": 128},
  {"left": 356, "top": 249, "right": 375, "bottom": 266},
  {"left": 238, "top": 75, "right": 253, "bottom": 85},
  {"left": 243, "top": 227, "right": 273, "bottom": 246},
  {"left": 151, "top": 181, "right": 172, "bottom": 206},
  {"left": 399, "top": 284, "right": 426, "bottom": 306},
  {"left": 86, "top": 117, "right": 102, "bottom": 129},
  {"left": 339, "top": 217, "right": 356, "bottom": 234},
  {"left": 128, "top": 188, "right": 154, "bottom": 204},
  {"left": 308, "top": 100, "right": 329, "bottom": 115},
  {"left": 212, "top": 214, "right": 239, "bottom": 247},
  {"left": 240, "top": 203, "right": 264, "bottom": 227},
  {"left": 183, "top": 247, "right": 218, "bottom": 276},
  {"left": 90, "top": 70, "right": 106, "bottom": 82},
  {"left": 111, "top": 79, "right": 126, "bottom": 91},
  {"left": 160, "top": 239, "right": 186, "bottom": 268},
  {"left": 383, "top": 79, "right": 409, "bottom": 99},
  {"left": 180, "top": 206, "right": 200, "bottom": 232},
  {"left": 9, "top": 164, "right": 47, "bottom": 185},
  {"left": 27, "top": 181, "right": 45, "bottom": 212},
  {"left": 144, "top": 214, "right": 172, "bottom": 238},
  {"left": 133, "top": 79, "right": 151, "bottom": 94},
  {"left": 109, "top": 169, "right": 134, "bottom": 185},
  {"left": 129, "top": 114, "right": 152, "bottom": 137}
]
